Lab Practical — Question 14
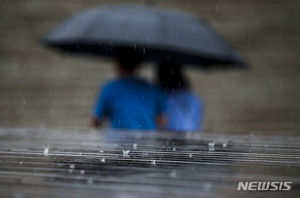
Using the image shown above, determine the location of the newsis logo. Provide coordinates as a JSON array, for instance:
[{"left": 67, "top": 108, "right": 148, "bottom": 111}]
[{"left": 237, "top": 181, "right": 292, "bottom": 191}]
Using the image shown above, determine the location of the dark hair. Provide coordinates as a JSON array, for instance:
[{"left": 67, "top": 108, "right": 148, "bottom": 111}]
[
  {"left": 116, "top": 48, "right": 142, "bottom": 71},
  {"left": 157, "top": 60, "right": 189, "bottom": 93}
]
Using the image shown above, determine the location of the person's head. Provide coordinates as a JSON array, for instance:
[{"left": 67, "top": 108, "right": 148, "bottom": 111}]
[
  {"left": 115, "top": 48, "right": 142, "bottom": 77},
  {"left": 157, "top": 60, "right": 189, "bottom": 94}
]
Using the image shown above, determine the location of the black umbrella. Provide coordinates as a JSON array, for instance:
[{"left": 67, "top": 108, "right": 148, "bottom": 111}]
[{"left": 43, "top": 5, "right": 246, "bottom": 68}]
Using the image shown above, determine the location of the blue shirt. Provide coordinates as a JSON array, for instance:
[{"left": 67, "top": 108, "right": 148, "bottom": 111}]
[
  {"left": 165, "top": 89, "right": 204, "bottom": 132},
  {"left": 93, "top": 77, "right": 166, "bottom": 130}
]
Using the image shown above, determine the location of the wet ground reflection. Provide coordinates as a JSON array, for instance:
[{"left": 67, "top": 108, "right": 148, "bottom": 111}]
[{"left": 0, "top": 128, "right": 299, "bottom": 197}]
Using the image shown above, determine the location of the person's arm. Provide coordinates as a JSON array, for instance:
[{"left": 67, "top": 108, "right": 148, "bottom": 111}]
[
  {"left": 156, "top": 88, "right": 168, "bottom": 130},
  {"left": 156, "top": 114, "right": 168, "bottom": 129},
  {"left": 90, "top": 117, "right": 102, "bottom": 128},
  {"left": 90, "top": 85, "right": 110, "bottom": 128}
]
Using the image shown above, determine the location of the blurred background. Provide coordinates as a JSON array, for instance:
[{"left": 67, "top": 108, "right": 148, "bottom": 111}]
[{"left": 0, "top": 0, "right": 299, "bottom": 134}]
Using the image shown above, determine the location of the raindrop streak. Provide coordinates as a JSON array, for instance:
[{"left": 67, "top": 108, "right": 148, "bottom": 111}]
[
  {"left": 189, "top": 153, "right": 192, "bottom": 158},
  {"left": 80, "top": 170, "right": 85, "bottom": 175},
  {"left": 173, "top": 147, "right": 176, "bottom": 151},
  {"left": 43, "top": 146, "right": 49, "bottom": 156},
  {"left": 208, "top": 142, "right": 215, "bottom": 152},
  {"left": 13, "top": 193, "right": 24, "bottom": 198},
  {"left": 101, "top": 158, "right": 106, "bottom": 163},
  {"left": 123, "top": 150, "right": 130, "bottom": 157},
  {"left": 70, "top": 164, "right": 75, "bottom": 169},
  {"left": 151, "top": 160, "right": 156, "bottom": 165},
  {"left": 222, "top": 142, "right": 228, "bottom": 148},
  {"left": 203, "top": 182, "right": 213, "bottom": 191}
]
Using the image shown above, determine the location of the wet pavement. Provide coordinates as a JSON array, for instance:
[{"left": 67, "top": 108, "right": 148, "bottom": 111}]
[{"left": 0, "top": 128, "right": 299, "bottom": 197}]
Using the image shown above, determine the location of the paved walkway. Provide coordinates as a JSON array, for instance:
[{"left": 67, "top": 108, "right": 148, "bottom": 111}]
[{"left": 0, "top": 128, "right": 299, "bottom": 197}]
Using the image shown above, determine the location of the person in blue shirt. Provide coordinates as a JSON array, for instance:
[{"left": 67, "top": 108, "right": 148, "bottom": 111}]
[
  {"left": 90, "top": 50, "right": 167, "bottom": 130},
  {"left": 157, "top": 60, "right": 204, "bottom": 132}
]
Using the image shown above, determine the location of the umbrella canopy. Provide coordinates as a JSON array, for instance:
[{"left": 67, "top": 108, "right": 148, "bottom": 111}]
[{"left": 43, "top": 5, "right": 246, "bottom": 68}]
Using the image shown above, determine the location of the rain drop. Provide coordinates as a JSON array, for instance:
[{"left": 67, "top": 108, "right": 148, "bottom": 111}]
[
  {"left": 203, "top": 182, "right": 213, "bottom": 191},
  {"left": 208, "top": 142, "right": 215, "bottom": 152},
  {"left": 70, "top": 164, "right": 75, "bottom": 169},
  {"left": 43, "top": 146, "right": 49, "bottom": 156},
  {"left": 222, "top": 142, "right": 228, "bottom": 148},
  {"left": 133, "top": 143, "right": 137, "bottom": 150},
  {"left": 169, "top": 171, "right": 177, "bottom": 178},
  {"left": 173, "top": 147, "right": 176, "bottom": 151},
  {"left": 151, "top": 160, "right": 156, "bottom": 165},
  {"left": 100, "top": 158, "right": 105, "bottom": 163},
  {"left": 189, "top": 153, "right": 192, "bottom": 158},
  {"left": 80, "top": 170, "right": 85, "bottom": 175},
  {"left": 13, "top": 193, "right": 24, "bottom": 198},
  {"left": 123, "top": 150, "right": 130, "bottom": 157}
]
